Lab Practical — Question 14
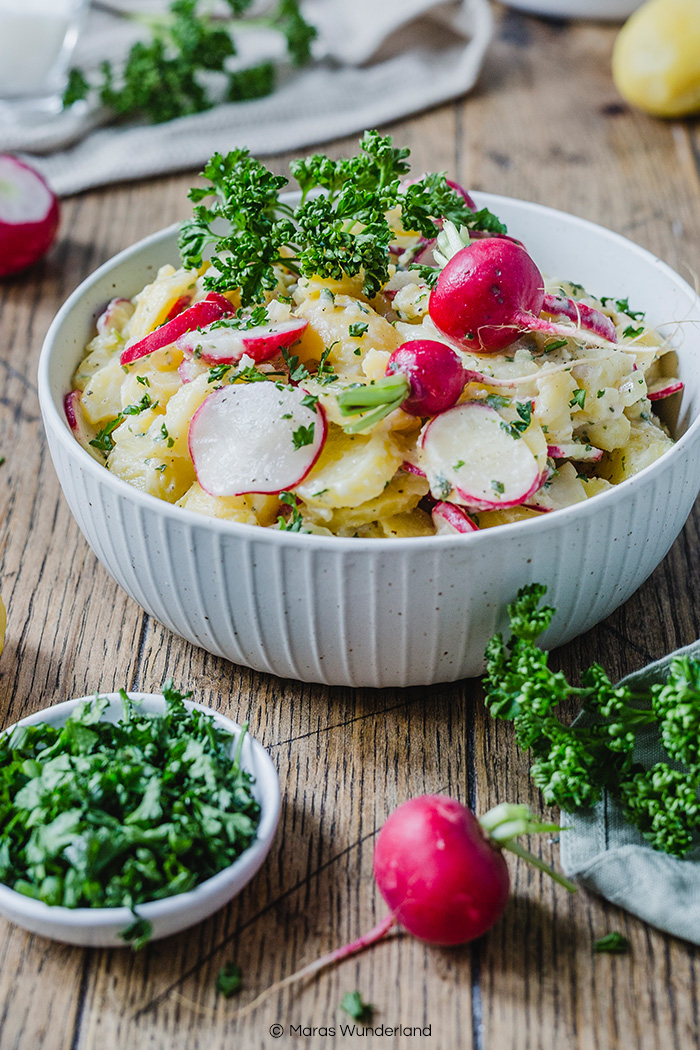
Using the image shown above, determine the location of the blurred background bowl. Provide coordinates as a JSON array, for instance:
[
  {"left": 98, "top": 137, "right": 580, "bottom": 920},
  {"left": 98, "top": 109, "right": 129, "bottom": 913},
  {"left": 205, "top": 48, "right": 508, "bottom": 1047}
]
[
  {"left": 499, "top": 0, "right": 643, "bottom": 19},
  {"left": 38, "top": 194, "right": 700, "bottom": 688},
  {"left": 0, "top": 693, "right": 280, "bottom": 947}
]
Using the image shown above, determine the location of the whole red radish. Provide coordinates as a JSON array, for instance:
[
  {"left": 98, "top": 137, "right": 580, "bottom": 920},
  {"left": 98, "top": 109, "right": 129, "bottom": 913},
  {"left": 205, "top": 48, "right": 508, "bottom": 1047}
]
[
  {"left": 227, "top": 796, "right": 574, "bottom": 1020},
  {"left": 0, "top": 155, "right": 59, "bottom": 277},
  {"left": 373, "top": 795, "right": 509, "bottom": 945},
  {"left": 430, "top": 238, "right": 617, "bottom": 353},
  {"left": 337, "top": 339, "right": 467, "bottom": 432}
]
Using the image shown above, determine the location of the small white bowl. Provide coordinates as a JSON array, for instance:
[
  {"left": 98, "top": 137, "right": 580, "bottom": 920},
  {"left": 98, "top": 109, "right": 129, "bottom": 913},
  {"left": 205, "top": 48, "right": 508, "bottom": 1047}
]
[
  {"left": 0, "top": 693, "right": 280, "bottom": 947},
  {"left": 37, "top": 194, "right": 700, "bottom": 687}
]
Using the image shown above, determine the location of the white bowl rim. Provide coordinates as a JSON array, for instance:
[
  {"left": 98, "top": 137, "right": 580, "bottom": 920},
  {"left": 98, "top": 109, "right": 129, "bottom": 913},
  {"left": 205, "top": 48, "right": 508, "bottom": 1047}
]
[
  {"left": 37, "top": 191, "right": 700, "bottom": 552},
  {"left": 0, "top": 692, "right": 281, "bottom": 930}
]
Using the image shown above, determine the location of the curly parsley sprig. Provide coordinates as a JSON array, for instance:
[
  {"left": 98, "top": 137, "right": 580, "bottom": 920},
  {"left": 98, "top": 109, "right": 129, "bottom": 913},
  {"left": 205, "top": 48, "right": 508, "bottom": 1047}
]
[
  {"left": 484, "top": 585, "right": 700, "bottom": 857},
  {"left": 64, "top": 0, "right": 316, "bottom": 125},
  {"left": 179, "top": 131, "right": 506, "bottom": 304}
]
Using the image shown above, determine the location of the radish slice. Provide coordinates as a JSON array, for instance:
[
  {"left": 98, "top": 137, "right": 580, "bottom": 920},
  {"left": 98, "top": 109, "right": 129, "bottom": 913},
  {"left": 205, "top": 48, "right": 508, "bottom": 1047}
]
[
  {"left": 647, "top": 378, "right": 683, "bottom": 401},
  {"left": 120, "top": 295, "right": 235, "bottom": 365},
  {"left": 177, "top": 317, "right": 307, "bottom": 365},
  {"left": 189, "top": 383, "right": 327, "bottom": 496},
  {"left": 165, "top": 294, "right": 193, "bottom": 322},
  {"left": 419, "top": 401, "right": 542, "bottom": 510},
  {"left": 97, "top": 298, "right": 134, "bottom": 337},
  {"left": 547, "top": 442, "right": 604, "bottom": 462},
  {"left": 64, "top": 390, "right": 102, "bottom": 461},
  {"left": 178, "top": 357, "right": 208, "bottom": 384},
  {"left": 401, "top": 460, "right": 426, "bottom": 477},
  {"left": 0, "top": 155, "right": 60, "bottom": 277},
  {"left": 542, "top": 294, "right": 617, "bottom": 343},
  {"left": 445, "top": 178, "right": 477, "bottom": 212},
  {"left": 432, "top": 501, "right": 479, "bottom": 534}
]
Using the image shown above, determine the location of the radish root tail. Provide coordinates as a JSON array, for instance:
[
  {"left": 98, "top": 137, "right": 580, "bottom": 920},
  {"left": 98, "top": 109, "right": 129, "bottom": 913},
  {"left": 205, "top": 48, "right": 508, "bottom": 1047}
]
[{"left": 228, "top": 912, "right": 398, "bottom": 1022}]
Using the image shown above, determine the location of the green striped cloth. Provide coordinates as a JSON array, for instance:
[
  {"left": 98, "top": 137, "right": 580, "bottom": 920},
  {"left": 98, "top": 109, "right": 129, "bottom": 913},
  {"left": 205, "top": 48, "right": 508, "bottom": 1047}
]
[{"left": 559, "top": 639, "right": 700, "bottom": 944}]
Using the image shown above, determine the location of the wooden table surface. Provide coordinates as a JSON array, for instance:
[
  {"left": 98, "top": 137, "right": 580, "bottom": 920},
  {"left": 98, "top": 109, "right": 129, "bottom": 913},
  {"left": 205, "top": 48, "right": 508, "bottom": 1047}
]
[{"left": 2, "top": 6, "right": 700, "bottom": 1050}]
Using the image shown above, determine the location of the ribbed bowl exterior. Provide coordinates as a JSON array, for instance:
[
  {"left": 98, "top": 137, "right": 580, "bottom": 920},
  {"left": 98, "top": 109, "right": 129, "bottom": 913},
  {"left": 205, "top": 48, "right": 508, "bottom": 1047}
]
[{"left": 39, "top": 198, "right": 700, "bottom": 687}]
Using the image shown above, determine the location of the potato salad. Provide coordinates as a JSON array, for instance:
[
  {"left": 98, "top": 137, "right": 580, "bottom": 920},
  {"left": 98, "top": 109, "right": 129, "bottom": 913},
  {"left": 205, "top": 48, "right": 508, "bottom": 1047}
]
[{"left": 66, "top": 134, "right": 680, "bottom": 538}]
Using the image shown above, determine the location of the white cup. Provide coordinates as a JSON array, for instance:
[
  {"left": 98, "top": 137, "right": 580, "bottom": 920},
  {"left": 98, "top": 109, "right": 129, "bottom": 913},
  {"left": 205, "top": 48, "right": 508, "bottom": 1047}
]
[{"left": 0, "top": 0, "right": 90, "bottom": 122}]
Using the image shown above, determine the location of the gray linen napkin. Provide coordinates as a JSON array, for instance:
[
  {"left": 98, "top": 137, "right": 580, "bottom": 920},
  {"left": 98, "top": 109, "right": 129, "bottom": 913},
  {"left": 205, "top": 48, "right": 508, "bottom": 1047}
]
[
  {"left": 560, "top": 638, "right": 700, "bottom": 944},
  {"left": 2, "top": 0, "right": 492, "bottom": 197}
]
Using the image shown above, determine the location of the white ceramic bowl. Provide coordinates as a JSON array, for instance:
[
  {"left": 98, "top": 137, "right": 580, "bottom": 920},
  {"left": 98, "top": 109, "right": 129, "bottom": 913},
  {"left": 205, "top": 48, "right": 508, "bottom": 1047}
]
[
  {"left": 38, "top": 194, "right": 700, "bottom": 688},
  {"left": 0, "top": 693, "right": 280, "bottom": 947}
]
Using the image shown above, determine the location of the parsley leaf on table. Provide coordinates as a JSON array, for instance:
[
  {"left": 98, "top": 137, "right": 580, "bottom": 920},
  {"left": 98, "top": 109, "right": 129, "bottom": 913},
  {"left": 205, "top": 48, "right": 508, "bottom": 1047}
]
[{"left": 341, "top": 991, "right": 374, "bottom": 1023}]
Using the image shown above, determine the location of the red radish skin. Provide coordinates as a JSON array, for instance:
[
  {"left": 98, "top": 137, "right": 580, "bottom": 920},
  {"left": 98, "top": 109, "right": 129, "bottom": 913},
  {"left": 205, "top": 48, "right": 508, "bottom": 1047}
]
[
  {"left": 188, "top": 383, "right": 327, "bottom": 496},
  {"left": 445, "top": 178, "right": 477, "bottom": 212},
  {"left": 386, "top": 340, "right": 467, "bottom": 416},
  {"left": 648, "top": 379, "right": 684, "bottom": 401},
  {"left": 63, "top": 391, "right": 79, "bottom": 431},
  {"left": 542, "top": 294, "right": 617, "bottom": 343},
  {"left": 373, "top": 796, "right": 509, "bottom": 945},
  {"left": 178, "top": 358, "right": 207, "bottom": 384},
  {"left": 177, "top": 317, "right": 308, "bottom": 366},
  {"left": 120, "top": 295, "right": 235, "bottom": 365},
  {"left": 0, "top": 155, "right": 59, "bottom": 277},
  {"left": 430, "top": 239, "right": 617, "bottom": 353},
  {"left": 96, "top": 298, "right": 133, "bottom": 337},
  {"left": 432, "top": 501, "right": 479, "bottom": 534},
  {"left": 401, "top": 460, "right": 426, "bottom": 477},
  {"left": 165, "top": 295, "right": 193, "bottom": 322}
]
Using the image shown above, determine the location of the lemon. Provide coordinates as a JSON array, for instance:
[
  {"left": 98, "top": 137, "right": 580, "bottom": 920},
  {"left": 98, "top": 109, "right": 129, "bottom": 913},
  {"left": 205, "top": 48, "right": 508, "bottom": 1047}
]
[{"left": 613, "top": 0, "right": 700, "bottom": 117}]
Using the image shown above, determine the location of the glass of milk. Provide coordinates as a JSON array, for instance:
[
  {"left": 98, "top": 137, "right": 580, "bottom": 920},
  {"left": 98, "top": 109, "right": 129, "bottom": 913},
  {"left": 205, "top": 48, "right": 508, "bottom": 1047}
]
[{"left": 0, "top": 0, "right": 90, "bottom": 122}]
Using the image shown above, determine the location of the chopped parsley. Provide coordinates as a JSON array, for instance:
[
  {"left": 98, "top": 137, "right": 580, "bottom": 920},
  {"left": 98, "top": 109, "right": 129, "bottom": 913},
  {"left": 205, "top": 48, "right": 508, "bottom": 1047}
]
[
  {"left": 300, "top": 392, "right": 319, "bottom": 412},
  {"left": 491, "top": 479, "right": 505, "bottom": 495},
  {"left": 594, "top": 932, "right": 630, "bottom": 955},
  {"left": 453, "top": 460, "right": 465, "bottom": 470},
  {"left": 500, "top": 400, "right": 532, "bottom": 439},
  {"left": 292, "top": 423, "right": 315, "bottom": 450},
  {"left": 597, "top": 389, "right": 606, "bottom": 399},
  {"left": 216, "top": 962, "right": 243, "bottom": 998},
  {"left": 277, "top": 491, "right": 305, "bottom": 531},
  {"left": 315, "top": 343, "right": 339, "bottom": 385},
  {"left": 569, "top": 389, "right": 586, "bottom": 410},
  {"left": 601, "top": 296, "right": 645, "bottom": 321},
  {"left": 623, "top": 325, "right": 645, "bottom": 339},
  {"left": 348, "top": 322, "right": 369, "bottom": 338},
  {"left": 543, "top": 338, "right": 568, "bottom": 353},
  {"left": 341, "top": 991, "right": 374, "bottom": 1023},
  {"left": 281, "top": 346, "right": 310, "bottom": 384},
  {"left": 485, "top": 393, "right": 510, "bottom": 410},
  {"left": 89, "top": 416, "right": 124, "bottom": 454}
]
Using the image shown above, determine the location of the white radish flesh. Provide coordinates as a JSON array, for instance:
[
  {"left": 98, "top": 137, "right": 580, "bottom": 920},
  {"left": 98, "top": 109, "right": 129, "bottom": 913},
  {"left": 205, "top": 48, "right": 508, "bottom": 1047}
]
[
  {"left": 432, "top": 501, "right": 479, "bottom": 534},
  {"left": 419, "top": 401, "right": 542, "bottom": 510},
  {"left": 189, "top": 383, "right": 326, "bottom": 496},
  {"left": 178, "top": 357, "right": 208, "bottom": 384},
  {"left": 178, "top": 318, "right": 308, "bottom": 365},
  {"left": 547, "top": 442, "right": 604, "bottom": 462},
  {"left": 97, "top": 298, "right": 134, "bottom": 337},
  {"left": 0, "top": 155, "right": 59, "bottom": 277}
]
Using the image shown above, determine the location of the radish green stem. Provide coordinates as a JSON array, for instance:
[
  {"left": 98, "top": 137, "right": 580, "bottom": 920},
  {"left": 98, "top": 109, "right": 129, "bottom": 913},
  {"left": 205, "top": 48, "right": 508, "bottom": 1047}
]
[
  {"left": 229, "top": 913, "right": 398, "bottom": 1021},
  {"left": 478, "top": 802, "right": 577, "bottom": 893},
  {"left": 337, "top": 376, "right": 409, "bottom": 432}
]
